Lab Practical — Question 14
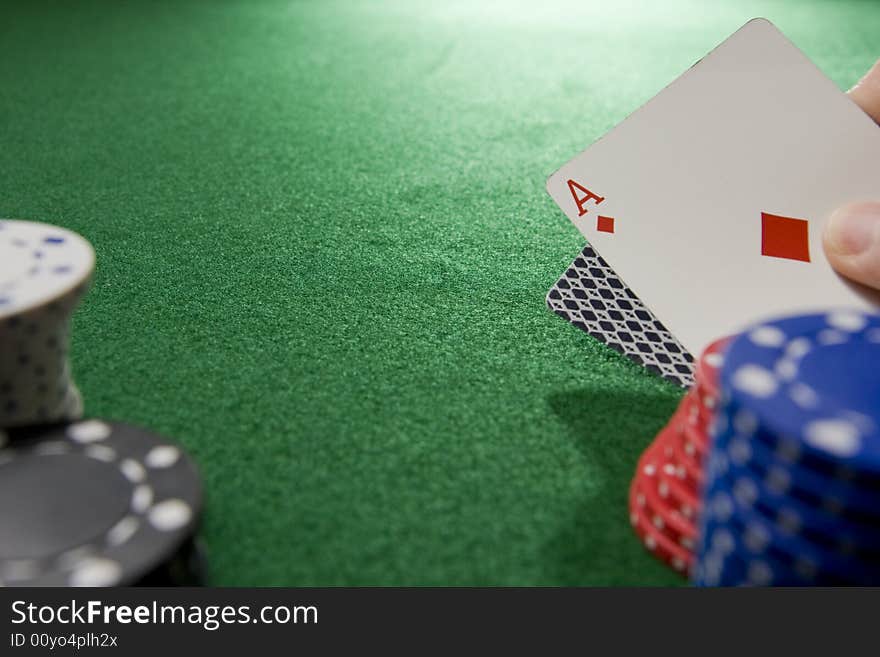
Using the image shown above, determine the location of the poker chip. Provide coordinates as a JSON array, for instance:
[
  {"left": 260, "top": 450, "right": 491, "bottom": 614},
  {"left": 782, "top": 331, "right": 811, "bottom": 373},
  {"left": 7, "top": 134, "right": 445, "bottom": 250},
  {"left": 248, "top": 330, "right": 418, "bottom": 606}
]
[
  {"left": 627, "top": 337, "right": 731, "bottom": 575},
  {"left": 722, "top": 454, "right": 880, "bottom": 561},
  {"left": 694, "top": 310, "right": 880, "bottom": 586},
  {"left": 700, "top": 462, "right": 880, "bottom": 585},
  {"left": 655, "top": 460, "right": 699, "bottom": 521},
  {"left": 0, "top": 221, "right": 206, "bottom": 587},
  {"left": 727, "top": 424, "right": 880, "bottom": 525},
  {"left": 666, "top": 425, "right": 703, "bottom": 490},
  {"left": 681, "top": 395, "right": 711, "bottom": 444},
  {"left": 0, "top": 220, "right": 94, "bottom": 320},
  {"left": 694, "top": 336, "right": 729, "bottom": 404},
  {"left": 696, "top": 510, "right": 847, "bottom": 587},
  {"left": 0, "top": 220, "right": 95, "bottom": 428},
  {"left": 0, "top": 419, "right": 204, "bottom": 586},
  {"left": 681, "top": 421, "right": 709, "bottom": 466},
  {"left": 136, "top": 537, "right": 208, "bottom": 586},
  {"left": 629, "top": 468, "right": 692, "bottom": 575},
  {"left": 635, "top": 441, "right": 697, "bottom": 548},
  {"left": 720, "top": 311, "right": 880, "bottom": 475}
]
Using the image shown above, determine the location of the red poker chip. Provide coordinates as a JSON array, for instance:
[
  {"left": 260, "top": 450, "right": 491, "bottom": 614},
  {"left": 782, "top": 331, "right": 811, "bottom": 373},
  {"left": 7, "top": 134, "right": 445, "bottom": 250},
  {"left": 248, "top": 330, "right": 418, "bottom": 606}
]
[
  {"left": 635, "top": 438, "right": 699, "bottom": 537},
  {"left": 628, "top": 479, "right": 693, "bottom": 576},
  {"left": 666, "top": 416, "right": 704, "bottom": 477},
  {"left": 654, "top": 407, "right": 704, "bottom": 488},
  {"left": 678, "top": 389, "right": 707, "bottom": 435},
  {"left": 655, "top": 445, "right": 702, "bottom": 522},
  {"left": 666, "top": 424, "right": 703, "bottom": 491},
  {"left": 681, "top": 416, "right": 710, "bottom": 459},
  {"left": 688, "top": 383, "right": 714, "bottom": 418},
  {"left": 695, "top": 385, "right": 719, "bottom": 416},
  {"left": 633, "top": 455, "right": 697, "bottom": 550},
  {"left": 693, "top": 335, "right": 731, "bottom": 400},
  {"left": 678, "top": 387, "right": 714, "bottom": 460},
  {"left": 624, "top": 337, "right": 734, "bottom": 580},
  {"left": 656, "top": 428, "right": 700, "bottom": 495},
  {"left": 631, "top": 481, "right": 697, "bottom": 555}
]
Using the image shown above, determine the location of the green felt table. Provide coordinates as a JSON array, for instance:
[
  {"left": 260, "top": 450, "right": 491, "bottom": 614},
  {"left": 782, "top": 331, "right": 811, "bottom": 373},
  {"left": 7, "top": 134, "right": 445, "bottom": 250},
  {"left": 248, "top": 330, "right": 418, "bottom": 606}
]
[{"left": 1, "top": 0, "right": 877, "bottom": 586}]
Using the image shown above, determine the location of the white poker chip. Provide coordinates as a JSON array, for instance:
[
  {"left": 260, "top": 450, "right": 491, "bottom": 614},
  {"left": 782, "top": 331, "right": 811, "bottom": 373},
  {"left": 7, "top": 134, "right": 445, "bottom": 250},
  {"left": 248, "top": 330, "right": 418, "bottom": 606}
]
[
  {"left": 0, "top": 220, "right": 95, "bottom": 427},
  {"left": 0, "top": 219, "right": 95, "bottom": 320}
]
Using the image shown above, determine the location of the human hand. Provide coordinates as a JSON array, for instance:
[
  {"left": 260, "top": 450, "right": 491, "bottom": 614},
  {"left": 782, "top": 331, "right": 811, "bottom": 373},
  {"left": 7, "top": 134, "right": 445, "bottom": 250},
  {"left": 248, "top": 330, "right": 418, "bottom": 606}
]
[{"left": 823, "top": 59, "right": 880, "bottom": 290}]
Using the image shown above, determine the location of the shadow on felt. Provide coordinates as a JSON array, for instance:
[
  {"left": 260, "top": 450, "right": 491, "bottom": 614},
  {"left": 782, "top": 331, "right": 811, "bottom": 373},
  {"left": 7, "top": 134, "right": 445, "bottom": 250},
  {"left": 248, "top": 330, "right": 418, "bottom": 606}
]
[{"left": 540, "top": 386, "right": 684, "bottom": 585}]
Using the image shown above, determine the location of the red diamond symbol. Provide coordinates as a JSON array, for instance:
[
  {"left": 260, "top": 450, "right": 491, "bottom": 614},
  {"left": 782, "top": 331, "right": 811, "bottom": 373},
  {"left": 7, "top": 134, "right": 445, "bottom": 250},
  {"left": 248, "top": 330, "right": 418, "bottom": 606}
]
[
  {"left": 597, "top": 215, "right": 615, "bottom": 233},
  {"left": 761, "top": 212, "right": 810, "bottom": 262}
]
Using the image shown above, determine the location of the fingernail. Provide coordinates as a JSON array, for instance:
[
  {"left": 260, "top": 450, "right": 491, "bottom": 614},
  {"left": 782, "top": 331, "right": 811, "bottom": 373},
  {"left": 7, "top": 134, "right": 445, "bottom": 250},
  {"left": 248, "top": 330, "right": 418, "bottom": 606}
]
[{"left": 825, "top": 202, "right": 880, "bottom": 256}]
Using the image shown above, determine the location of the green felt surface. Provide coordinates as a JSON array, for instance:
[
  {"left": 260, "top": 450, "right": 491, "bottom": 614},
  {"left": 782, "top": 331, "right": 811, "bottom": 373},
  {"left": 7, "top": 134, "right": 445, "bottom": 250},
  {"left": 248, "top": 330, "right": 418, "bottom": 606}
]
[{"left": 1, "top": 0, "right": 877, "bottom": 585}]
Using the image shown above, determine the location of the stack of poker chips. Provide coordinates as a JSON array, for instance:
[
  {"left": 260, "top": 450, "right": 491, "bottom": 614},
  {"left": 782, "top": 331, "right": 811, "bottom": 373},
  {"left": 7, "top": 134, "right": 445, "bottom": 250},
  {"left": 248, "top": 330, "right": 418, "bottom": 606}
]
[
  {"left": 695, "top": 310, "right": 880, "bottom": 586},
  {"left": 0, "top": 220, "right": 94, "bottom": 427},
  {"left": 629, "top": 337, "right": 730, "bottom": 576},
  {"left": 0, "top": 219, "right": 206, "bottom": 586}
]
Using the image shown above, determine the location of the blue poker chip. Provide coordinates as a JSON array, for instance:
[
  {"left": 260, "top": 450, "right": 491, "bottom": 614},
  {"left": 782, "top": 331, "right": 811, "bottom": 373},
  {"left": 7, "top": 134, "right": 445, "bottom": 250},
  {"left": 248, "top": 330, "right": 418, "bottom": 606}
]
[
  {"left": 715, "top": 396, "right": 880, "bottom": 495},
  {"left": 717, "top": 439, "right": 880, "bottom": 561},
  {"left": 719, "top": 311, "right": 880, "bottom": 477},
  {"left": 699, "top": 451, "right": 880, "bottom": 585},
  {"left": 697, "top": 510, "right": 800, "bottom": 586},
  {"left": 720, "top": 421, "right": 880, "bottom": 526},
  {"left": 717, "top": 400, "right": 880, "bottom": 494},
  {"left": 693, "top": 531, "right": 744, "bottom": 587},
  {"left": 696, "top": 510, "right": 842, "bottom": 586}
]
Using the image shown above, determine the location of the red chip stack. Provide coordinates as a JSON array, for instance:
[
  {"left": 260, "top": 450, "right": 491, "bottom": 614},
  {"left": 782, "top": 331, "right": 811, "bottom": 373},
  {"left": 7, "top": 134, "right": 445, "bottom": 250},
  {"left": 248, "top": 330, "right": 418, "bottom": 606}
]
[{"left": 628, "top": 336, "right": 730, "bottom": 576}]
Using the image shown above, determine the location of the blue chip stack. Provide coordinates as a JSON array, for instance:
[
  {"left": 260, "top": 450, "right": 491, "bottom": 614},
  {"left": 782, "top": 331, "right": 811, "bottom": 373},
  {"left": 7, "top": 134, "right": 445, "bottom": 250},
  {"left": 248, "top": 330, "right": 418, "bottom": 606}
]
[{"left": 694, "top": 310, "right": 880, "bottom": 586}]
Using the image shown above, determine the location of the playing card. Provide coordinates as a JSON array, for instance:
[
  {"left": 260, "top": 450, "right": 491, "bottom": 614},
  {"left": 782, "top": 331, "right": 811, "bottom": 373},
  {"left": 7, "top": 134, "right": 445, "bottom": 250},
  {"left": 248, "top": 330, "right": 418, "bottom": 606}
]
[
  {"left": 546, "top": 246, "right": 694, "bottom": 387},
  {"left": 546, "top": 18, "right": 880, "bottom": 359}
]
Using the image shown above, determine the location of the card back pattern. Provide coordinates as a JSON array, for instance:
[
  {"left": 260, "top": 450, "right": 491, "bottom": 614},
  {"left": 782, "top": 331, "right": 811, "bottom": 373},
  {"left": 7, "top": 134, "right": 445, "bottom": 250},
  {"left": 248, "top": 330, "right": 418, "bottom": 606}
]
[{"left": 547, "top": 245, "right": 695, "bottom": 387}]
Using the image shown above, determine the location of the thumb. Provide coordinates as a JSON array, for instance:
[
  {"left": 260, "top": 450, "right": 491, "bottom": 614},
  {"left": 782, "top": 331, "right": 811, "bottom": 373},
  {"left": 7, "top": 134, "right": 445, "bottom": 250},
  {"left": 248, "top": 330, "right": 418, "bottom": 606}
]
[
  {"left": 849, "top": 58, "right": 880, "bottom": 123},
  {"left": 823, "top": 202, "right": 880, "bottom": 289},
  {"left": 822, "top": 60, "right": 880, "bottom": 290}
]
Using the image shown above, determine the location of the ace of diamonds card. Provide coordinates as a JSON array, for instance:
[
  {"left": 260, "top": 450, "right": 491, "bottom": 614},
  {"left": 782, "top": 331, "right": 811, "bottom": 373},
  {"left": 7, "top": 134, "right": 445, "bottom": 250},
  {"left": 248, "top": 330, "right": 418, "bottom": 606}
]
[{"left": 546, "top": 18, "right": 880, "bottom": 384}]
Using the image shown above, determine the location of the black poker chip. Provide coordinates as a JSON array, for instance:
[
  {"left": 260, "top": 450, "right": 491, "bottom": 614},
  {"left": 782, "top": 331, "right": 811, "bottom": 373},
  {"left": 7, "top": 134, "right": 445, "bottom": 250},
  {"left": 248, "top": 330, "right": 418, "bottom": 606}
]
[
  {"left": 135, "top": 536, "right": 208, "bottom": 586},
  {"left": 0, "top": 419, "right": 204, "bottom": 586}
]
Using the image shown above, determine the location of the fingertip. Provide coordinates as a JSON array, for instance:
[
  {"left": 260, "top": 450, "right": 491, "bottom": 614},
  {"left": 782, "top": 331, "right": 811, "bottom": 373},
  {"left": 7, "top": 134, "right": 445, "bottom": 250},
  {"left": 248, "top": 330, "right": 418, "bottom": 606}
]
[{"left": 823, "top": 202, "right": 880, "bottom": 290}]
